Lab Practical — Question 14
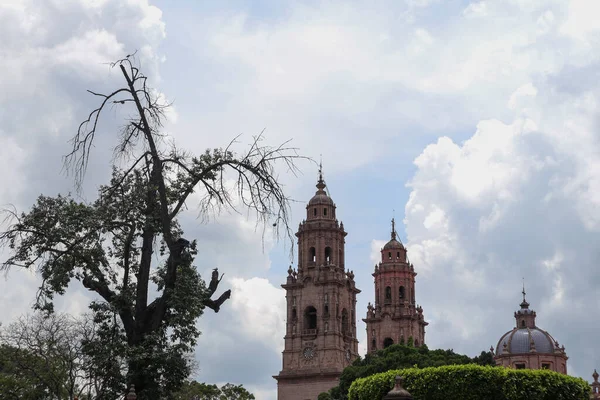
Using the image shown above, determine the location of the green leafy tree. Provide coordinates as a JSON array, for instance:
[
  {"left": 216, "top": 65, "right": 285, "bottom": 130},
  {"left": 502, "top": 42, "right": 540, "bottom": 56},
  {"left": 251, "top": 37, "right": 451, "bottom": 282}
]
[
  {"left": 0, "top": 344, "right": 50, "bottom": 400},
  {"left": 0, "top": 56, "right": 301, "bottom": 399},
  {"left": 219, "top": 383, "right": 255, "bottom": 400},
  {"left": 173, "top": 381, "right": 255, "bottom": 400},
  {"left": 323, "top": 344, "right": 496, "bottom": 399},
  {"left": 472, "top": 349, "right": 495, "bottom": 366},
  {"left": 0, "top": 312, "right": 124, "bottom": 400},
  {"left": 317, "top": 392, "right": 333, "bottom": 400}
]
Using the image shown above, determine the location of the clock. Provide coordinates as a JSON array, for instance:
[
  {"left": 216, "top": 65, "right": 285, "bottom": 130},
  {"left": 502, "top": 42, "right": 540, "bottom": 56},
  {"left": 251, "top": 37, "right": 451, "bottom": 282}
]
[
  {"left": 345, "top": 349, "right": 351, "bottom": 361},
  {"left": 303, "top": 347, "right": 315, "bottom": 360}
]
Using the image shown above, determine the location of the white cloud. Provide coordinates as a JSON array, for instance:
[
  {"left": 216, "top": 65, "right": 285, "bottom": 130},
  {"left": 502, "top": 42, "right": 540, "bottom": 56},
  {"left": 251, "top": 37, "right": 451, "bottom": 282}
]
[
  {"left": 229, "top": 277, "right": 286, "bottom": 352},
  {"left": 404, "top": 54, "right": 600, "bottom": 376},
  {"left": 463, "top": 1, "right": 488, "bottom": 18},
  {"left": 560, "top": 0, "right": 600, "bottom": 42}
]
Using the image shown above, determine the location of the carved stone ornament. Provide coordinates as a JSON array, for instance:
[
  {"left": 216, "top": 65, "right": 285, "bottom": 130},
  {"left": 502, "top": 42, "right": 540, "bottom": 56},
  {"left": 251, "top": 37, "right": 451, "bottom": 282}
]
[
  {"left": 302, "top": 346, "right": 315, "bottom": 360},
  {"left": 384, "top": 376, "right": 413, "bottom": 400}
]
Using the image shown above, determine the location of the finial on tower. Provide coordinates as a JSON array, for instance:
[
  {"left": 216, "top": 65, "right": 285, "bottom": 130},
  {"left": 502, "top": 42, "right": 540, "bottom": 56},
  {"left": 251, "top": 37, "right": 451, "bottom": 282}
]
[
  {"left": 391, "top": 217, "right": 397, "bottom": 240},
  {"left": 316, "top": 157, "right": 326, "bottom": 191},
  {"left": 520, "top": 278, "right": 530, "bottom": 309}
]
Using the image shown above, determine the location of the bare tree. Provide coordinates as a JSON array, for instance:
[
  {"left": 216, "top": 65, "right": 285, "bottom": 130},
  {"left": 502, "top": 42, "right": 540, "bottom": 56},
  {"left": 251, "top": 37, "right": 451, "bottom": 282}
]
[{"left": 1, "top": 55, "right": 304, "bottom": 398}]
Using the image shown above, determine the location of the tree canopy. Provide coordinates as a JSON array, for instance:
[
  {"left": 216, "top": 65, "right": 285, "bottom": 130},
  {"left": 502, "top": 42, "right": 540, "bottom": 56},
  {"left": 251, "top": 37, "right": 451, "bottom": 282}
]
[
  {"left": 324, "top": 343, "right": 496, "bottom": 399},
  {"left": 0, "top": 312, "right": 113, "bottom": 399},
  {"left": 0, "top": 56, "right": 302, "bottom": 398},
  {"left": 173, "top": 381, "right": 255, "bottom": 400}
]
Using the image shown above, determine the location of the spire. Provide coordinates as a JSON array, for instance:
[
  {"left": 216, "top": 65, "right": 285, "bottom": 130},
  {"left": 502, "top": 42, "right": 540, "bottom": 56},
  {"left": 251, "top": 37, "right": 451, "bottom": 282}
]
[
  {"left": 391, "top": 218, "right": 397, "bottom": 240},
  {"left": 316, "top": 159, "right": 326, "bottom": 191},
  {"left": 520, "top": 278, "right": 530, "bottom": 309}
]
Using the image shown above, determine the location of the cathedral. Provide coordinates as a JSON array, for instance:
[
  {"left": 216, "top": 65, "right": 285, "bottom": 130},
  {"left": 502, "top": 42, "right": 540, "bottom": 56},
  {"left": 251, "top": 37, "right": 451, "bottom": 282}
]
[
  {"left": 273, "top": 171, "right": 429, "bottom": 399},
  {"left": 274, "top": 171, "right": 578, "bottom": 399}
]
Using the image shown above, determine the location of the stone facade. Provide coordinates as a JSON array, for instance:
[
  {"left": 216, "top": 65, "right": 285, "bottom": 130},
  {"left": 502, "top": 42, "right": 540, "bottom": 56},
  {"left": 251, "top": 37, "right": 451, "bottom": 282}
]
[
  {"left": 492, "top": 288, "right": 568, "bottom": 374},
  {"left": 363, "top": 220, "right": 427, "bottom": 352},
  {"left": 274, "top": 172, "right": 360, "bottom": 400}
]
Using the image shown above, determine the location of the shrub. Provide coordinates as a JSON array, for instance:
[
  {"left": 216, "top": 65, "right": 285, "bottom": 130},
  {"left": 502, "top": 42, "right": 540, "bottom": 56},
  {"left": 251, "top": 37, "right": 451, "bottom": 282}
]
[
  {"left": 318, "top": 392, "right": 333, "bottom": 400},
  {"left": 348, "top": 365, "right": 590, "bottom": 400},
  {"left": 326, "top": 344, "right": 494, "bottom": 399}
]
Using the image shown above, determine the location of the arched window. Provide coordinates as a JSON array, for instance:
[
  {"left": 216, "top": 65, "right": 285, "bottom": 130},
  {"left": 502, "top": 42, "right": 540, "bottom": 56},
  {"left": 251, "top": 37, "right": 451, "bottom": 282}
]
[
  {"left": 309, "top": 247, "right": 316, "bottom": 263},
  {"left": 388, "top": 252, "right": 392, "bottom": 260},
  {"left": 325, "top": 247, "right": 332, "bottom": 264},
  {"left": 313, "top": 208, "right": 317, "bottom": 216},
  {"left": 397, "top": 251, "right": 400, "bottom": 259},
  {"left": 292, "top": 308, "right": 297, "bottom": 320},
  {"left": 341, "top": 309, "right": 348, "bottom": 334},
  {"left": 385, "top": 286, "right": 392, "bottom": 304},
  {"left": 521, "top": 320, "right": 525, "bottom": 328},
  {"left": 383, "top": 337, "right": 394, "bottom": 348},
  {"left": 304, "top": 306, "right": 317, "bottom": 330},
  {"left": 372, "top": 338, "right": 377, "bottom": 349},
  {"left": 399, "top": 286, "right": 405, "bottom": 300},
  {"left": 323, "top": 207, "right": 327, "bottom": 216}
]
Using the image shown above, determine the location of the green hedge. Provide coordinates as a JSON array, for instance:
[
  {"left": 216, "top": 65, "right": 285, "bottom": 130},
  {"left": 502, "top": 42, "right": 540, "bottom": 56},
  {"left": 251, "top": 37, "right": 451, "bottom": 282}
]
[{"left": 348, "top": 365, "right": 590, "bottom": 400}]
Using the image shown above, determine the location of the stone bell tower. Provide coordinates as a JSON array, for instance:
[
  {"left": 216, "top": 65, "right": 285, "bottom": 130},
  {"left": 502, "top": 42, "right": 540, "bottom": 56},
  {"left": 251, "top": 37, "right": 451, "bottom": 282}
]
[
  {"left": 274, "top": 168, "right": 360, "bottom": 400},
  {"left": 363, "top": 219, "right": 428, "bottom": 352}
]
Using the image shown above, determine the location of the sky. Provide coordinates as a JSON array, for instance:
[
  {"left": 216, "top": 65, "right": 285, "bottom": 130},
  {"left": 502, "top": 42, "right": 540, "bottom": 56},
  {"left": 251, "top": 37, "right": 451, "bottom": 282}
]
[{"left": 1, "top": 0, "right": 600, "bottom": 398}]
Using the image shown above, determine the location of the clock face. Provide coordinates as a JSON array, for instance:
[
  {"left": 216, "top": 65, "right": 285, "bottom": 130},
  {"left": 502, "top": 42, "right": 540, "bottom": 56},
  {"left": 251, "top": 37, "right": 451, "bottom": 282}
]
[
  {"left": 303, "top": 347, "right": 315, "bottom": 360},
  {"left": 345, "top": 349, "right": 351, "bottom": 361}
]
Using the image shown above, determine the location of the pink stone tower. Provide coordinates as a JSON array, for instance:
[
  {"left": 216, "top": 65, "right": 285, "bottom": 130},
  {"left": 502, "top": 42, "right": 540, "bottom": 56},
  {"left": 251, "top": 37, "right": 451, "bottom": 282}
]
[
  {"left": 363, "top": 219, "right": 428, "bottom": 352},
  {"left": 274, "top": 166, "right": 360, "bottom": 400}
]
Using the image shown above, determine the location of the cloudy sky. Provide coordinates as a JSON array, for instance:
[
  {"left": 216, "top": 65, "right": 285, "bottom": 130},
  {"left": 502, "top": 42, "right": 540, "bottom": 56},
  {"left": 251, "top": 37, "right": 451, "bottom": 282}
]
[{"left": 2, "top": 0, "right": 600, "bottom": 398}]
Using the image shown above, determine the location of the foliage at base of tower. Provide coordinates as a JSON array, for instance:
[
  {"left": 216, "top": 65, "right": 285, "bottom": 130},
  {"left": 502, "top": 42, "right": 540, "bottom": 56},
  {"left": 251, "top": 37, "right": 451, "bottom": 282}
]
[
  {"left": 322, "top": 344, "right": 495, "bottom": 399},
  {"left": 347, "top": 365, "right": 590, "bottom": 400}
]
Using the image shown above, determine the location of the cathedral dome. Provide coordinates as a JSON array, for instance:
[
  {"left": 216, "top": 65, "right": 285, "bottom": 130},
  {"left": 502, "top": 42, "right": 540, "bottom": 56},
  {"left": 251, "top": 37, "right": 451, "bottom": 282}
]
[
  {"left": 383, "top": 218, "right": 405, "bottom": 250},
  {"left": 495, "top": 327, "right": 558, "bottom": 355},
  {"left": 308, "top": 169, "right": 334, "bottom": 206},
  {"left": 308, "top": 192, "right": 334, "bottom": 205},
  {"left": 383, "top": 238, "right": 404, "bottom": 250},
  {"left": 492, "top": 286, "right": 568, "bottom": 375}
]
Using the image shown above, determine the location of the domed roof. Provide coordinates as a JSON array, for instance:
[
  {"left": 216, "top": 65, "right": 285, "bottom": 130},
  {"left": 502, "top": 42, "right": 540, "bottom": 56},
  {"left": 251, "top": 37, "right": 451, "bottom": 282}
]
[
  {"left": 383, "top": 238, "right": 404, "bottom": 250},
  {"left": 496, "top": 327, "right": 558, "bottom": 355},
  {"left": 383, "top": 218, "right": 405, "bottom": 250},
  {"left": 308, "top": 168, "right": 334, "bottom": 206},
  {"left": 308, "top": 192, "right": 334, "bottom": 205},
  {"left": 494, "top": 287, "right": 564, "bottom": 357}
]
